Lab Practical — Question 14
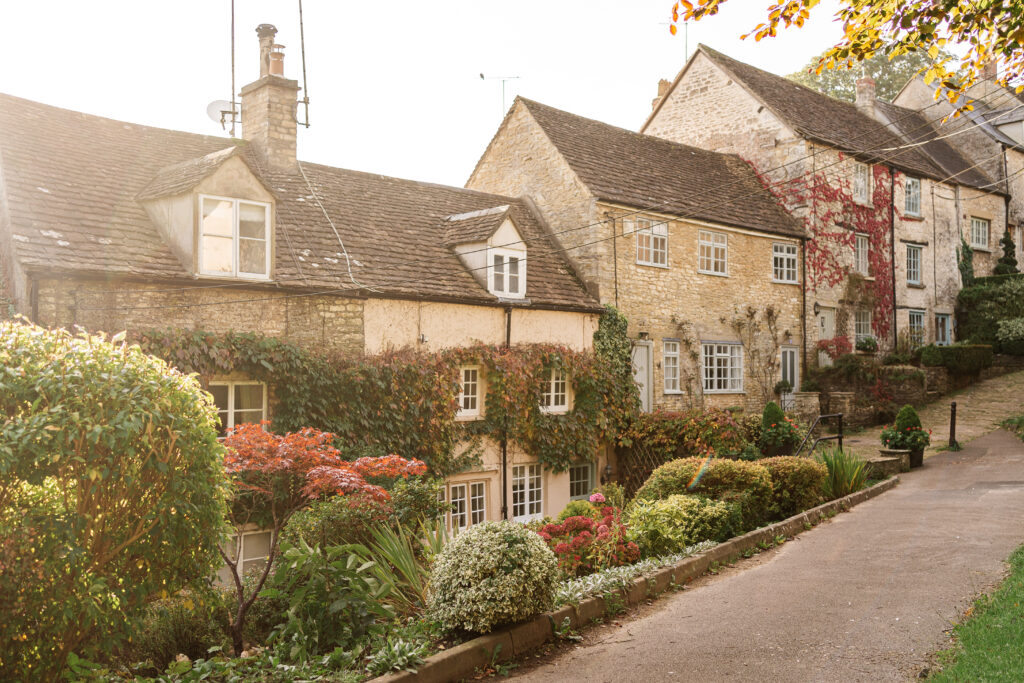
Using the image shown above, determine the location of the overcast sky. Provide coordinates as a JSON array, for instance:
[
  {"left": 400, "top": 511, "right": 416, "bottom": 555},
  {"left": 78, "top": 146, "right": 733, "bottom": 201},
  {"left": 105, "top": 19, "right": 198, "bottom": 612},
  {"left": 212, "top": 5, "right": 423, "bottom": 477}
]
[{"left": 0, "top": 0, "right": 843, "bottom": 187}]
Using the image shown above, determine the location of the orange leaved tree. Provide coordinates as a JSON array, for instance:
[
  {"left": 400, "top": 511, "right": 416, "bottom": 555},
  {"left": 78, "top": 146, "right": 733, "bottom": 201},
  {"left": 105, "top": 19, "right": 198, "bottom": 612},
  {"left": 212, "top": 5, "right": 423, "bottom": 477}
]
[{"left": 221, "top": 421, "right": 426, "bottom": 654}]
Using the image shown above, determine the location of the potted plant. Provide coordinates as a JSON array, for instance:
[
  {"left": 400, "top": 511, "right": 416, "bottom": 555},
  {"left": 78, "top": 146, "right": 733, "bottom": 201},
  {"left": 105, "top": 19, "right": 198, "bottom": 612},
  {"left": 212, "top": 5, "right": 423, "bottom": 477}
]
[
  {"left": 773, "top": 379, "right": 793, "bottom": 397},
  {"left": 855, "top": 336, "right": 879, "bottom": 355},
  {"left": 880, "top": 404, "right": 930, "bottom": 468},
  {"left": 758, "top": 401, "right": 800, "bottom": 457}
]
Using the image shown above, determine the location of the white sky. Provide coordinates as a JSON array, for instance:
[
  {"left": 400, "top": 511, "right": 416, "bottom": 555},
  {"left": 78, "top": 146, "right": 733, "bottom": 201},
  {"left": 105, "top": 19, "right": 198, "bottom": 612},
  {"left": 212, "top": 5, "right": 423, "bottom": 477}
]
[{"left": 0, "top": 0, "right": 843, "bottom": 187}]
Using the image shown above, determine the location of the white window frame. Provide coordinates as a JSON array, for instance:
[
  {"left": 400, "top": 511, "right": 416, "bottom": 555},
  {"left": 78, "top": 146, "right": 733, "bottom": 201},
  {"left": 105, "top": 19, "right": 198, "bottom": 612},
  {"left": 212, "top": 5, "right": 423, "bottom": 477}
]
[
  {"left": 935, "top": 314, "right": 951, "bottom": 347},
  {"left": 512, "top": 464, "right": 543, "bottom": 522},
  {"left": 701, "top": 342, "right": 743, "bottom": 393},
  {"left": 970, "top": 216, "right": 991, "bottom": 250},
  {"left": 569, "top": 463, "right": 595, "bottom": 501},
  {"left": 854, "top": 309, "right": 872, "bottom": 343},
  {"left": 633, "top": 218, "right": 668, "bottom": 267},
  {"left": 446, "top": 481, "right": 487, "bottom": 531},
  {"left": 540, "top": 367, "right": 569, "bottom": 414},
  {"left": 906, "top": 244, "right": 923, "bottom": 285},
  {"left": 450, "top": 483, "right": 469, "bottom": 532},
  {"left": 222, "top": 529, "right": 272, "bottom": 580},
  {"left": 908, "top": 310, "right": 926, "bottom": 346},
  {"left": 457, "top": 365, "right": 481, "bottom": 418},
  {"left": 488, "top": 248, "right": 526, "bottom": 298},
  {"left": 772, "top": 242, "right": 798, "bottom": 283},
  {"left": 209, "top": 380, "right": 267, "bottom": 437},
  {"left": 698, "top": 230, "right": 729, "bottom": 276},
  {"left": 663, "top": 339, "right": 682, "bottom": 394},
  {"left": 853, "top": 162, "right": 871, "bottom": 204},
  {"left": 854, "top": 233, "right": 870, "bottom": 276},
  {"left": 905, "top": 177, "right": 922, "bottom": 216},
  {"left": 199, "top": 194, "right": 271, "bottom": 280}
]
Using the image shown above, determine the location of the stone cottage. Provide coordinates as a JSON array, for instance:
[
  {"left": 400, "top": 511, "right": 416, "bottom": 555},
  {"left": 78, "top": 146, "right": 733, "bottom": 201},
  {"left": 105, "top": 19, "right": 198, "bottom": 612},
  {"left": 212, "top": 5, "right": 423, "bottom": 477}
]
[
  {"left": 641, "top": 45, "right": 1008, "bottom": 358},
  {"left": 468, "top": 97, "right": 808, "bottom": 414},
  {"left": 894, "top": 68, "right": 1024, "bottom": 267},
  {"left": 0, "top": 25, "right": 610, "bottom": 560}
]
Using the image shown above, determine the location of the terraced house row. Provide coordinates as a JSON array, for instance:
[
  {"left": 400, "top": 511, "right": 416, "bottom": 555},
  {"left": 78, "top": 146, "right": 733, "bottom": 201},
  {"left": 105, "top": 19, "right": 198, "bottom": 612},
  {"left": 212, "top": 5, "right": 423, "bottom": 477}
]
[{"left": 1, "top": 26, "right": 1019, "bottom": 533}]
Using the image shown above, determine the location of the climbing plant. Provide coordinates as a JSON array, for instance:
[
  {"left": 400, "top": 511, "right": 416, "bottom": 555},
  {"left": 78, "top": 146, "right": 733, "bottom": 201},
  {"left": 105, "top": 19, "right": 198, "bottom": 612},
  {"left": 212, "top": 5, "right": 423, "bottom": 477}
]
[
  {"left": 752, "top": 153, "right": 896, "bottom": 341},
  {"left": 725, "top": 304, "right": 783, "bottom": 406},
  {"left": 136, "top": 308, "right": 638, "bottom": 476}
]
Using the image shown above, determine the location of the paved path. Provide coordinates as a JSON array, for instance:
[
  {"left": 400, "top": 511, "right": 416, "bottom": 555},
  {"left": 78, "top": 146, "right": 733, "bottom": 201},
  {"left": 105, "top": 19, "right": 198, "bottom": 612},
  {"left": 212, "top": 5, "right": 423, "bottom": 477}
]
[
  {"left": 515, "top": 429, "right": 1024, "bottom": 682},
  {"left": 843, "top": 369, "right": 1024, "bottom": 462}
]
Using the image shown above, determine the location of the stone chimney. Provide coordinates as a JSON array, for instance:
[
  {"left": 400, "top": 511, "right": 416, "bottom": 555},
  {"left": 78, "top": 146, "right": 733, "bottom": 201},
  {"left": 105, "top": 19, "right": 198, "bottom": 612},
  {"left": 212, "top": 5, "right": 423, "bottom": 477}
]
[
  {"left": 651, "top": 78, "right": 672, "bottom": 111},
  {"left": 855, "top": 76, "right": 876, "bottom": 118},
  {"left": 240, "top": 24, "right": 300, "bottom": 171}
]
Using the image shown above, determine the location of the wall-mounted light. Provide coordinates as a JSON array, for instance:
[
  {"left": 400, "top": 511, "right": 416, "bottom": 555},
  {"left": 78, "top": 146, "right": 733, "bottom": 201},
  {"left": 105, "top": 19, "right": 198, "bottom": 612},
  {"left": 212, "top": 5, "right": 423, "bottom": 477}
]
[
  {"left": 813, "top": 301, "right": 821, "bottom": 317},
  {"left": 601, "top": 463, "right": 614, "bottom": 484}
]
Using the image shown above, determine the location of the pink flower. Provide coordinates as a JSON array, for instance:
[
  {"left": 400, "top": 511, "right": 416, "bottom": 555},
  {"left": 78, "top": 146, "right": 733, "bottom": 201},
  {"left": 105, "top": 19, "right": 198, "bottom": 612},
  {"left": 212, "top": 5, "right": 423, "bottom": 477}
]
[{"left": 589, "top": 492, "right": 606, "bottom": 504}]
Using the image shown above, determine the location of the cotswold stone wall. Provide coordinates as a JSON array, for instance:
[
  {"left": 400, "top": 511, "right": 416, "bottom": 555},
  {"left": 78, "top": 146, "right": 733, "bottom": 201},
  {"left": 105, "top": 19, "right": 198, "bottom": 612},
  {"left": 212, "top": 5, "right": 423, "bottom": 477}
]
[
  {"left": 33, "top": 277, "right": 365, "bottom": 355},
  {"left": 601, "top": 203, "right": 805, "bottom": 414},
  {"left": 467, "top": 102, "right": 605, "bottom": 298}
]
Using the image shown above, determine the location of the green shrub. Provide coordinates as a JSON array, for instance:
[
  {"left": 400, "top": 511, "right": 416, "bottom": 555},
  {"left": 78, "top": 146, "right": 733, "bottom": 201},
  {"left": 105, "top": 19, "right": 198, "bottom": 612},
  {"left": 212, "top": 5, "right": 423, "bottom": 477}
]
[
  {"left": 620, "top": 409, "right": 747, "bottom": 460},
  {"left": 626, "top": 495, "right": 741, "bottom": 556},
  {"left": 759, "top": 457, "right": 827, "bottom": 520},
  {"left": 0, "top": 323, "right": 228, "bottom": 681},
  {"left": 759, "top": 402, "right": 800, "bottom": 455},
  {"left": 592, "top": 482, "right": 627, "bottom": 510},
  {"left": 817, "top": 448, "right": 867, "bottom": 499},
  {"left": 996, "top": 317, "right": 1024, "bottom": 356},
  {"left": 282, "top": 493, "right": 394, "bottom": 549},
  {"left": 915, "top": 343, "right": 993, "bottom": 374},
  {"left": 635, "top": 457, "right": 773, "bottom": 530},
  {"left": 957, "top": 276, "right": 1024, "bottom": 343},
  {"left": 427, "top": 521, "right": 557, "bottom": 633},
  {"left": 123, "top": 590, "right": 229, "bottom": 673},
  {"left": 881, "top": 404, "right": 931, "bottom": 451},
  {"left": 263, "top": 540, "right": 393, "bottom": 661},
  {"left": 557, "top": 499, "right": 599, "bottom": 521}
]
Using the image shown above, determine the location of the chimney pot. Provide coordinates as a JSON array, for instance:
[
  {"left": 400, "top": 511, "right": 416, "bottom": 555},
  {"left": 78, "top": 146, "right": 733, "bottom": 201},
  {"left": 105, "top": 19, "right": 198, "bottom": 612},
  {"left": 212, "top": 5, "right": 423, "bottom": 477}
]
[
  {"left": 256, "top": 24, "right": 278, "bottom": 78},
  {"left": 269, "top": 44, "right": 285, "bottom": 76},
  {"left": 855, "top": 76, "right": 876, "bottom": 118}
]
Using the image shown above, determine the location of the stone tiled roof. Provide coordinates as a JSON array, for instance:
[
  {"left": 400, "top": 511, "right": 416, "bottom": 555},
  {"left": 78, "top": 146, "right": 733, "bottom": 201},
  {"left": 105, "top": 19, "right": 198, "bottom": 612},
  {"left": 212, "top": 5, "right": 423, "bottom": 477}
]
[
  {"left": 875, "top": 101, "right": 996, "bottom": 190},
  {"left": 679, "top": 45, "right": 1005, "bottom": 194},
  {"left": 519, "top": 98, "right": 804, "bottom": 239},
  {"left": 136, "top": 146, "right": 246, "bottom": 201},
  {"left": 442, "top": 205, "right": 511, "bottom": 246},
  {"left": 0, "top": 92, "right": 599, "bottom": 311}
]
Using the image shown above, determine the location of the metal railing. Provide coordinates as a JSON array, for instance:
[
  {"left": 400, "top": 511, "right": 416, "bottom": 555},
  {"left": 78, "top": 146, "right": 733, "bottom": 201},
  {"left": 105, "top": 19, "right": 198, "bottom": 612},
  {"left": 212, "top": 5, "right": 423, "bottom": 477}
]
[{"left": 794, "top": 413, "right": 844, "bottom": 457}]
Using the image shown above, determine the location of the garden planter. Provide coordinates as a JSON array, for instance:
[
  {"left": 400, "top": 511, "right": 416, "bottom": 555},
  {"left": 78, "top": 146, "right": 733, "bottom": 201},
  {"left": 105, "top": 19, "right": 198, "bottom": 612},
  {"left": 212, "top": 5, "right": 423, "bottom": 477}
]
[
  {"left": 909, "top": 447, "right": 924, "bottom": 468},
  {"left": 879, "top": 447, "right": 910, "bottom": 473}
]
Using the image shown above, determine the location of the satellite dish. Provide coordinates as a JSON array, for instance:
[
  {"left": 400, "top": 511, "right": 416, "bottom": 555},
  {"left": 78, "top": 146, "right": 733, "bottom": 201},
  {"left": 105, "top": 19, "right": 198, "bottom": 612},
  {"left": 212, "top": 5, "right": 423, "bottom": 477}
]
[{"left": 206, "top": 100, "right": 237, "bottom": 131}]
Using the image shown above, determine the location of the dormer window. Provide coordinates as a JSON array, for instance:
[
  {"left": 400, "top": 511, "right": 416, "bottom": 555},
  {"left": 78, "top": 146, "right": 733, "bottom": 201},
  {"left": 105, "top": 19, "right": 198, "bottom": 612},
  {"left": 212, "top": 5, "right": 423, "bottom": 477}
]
[
  {"left": 489, "top": 248, "right": 525, "bottom": 298},
  {"left": 200, "top": 195, "right": 271, "bottom": 279}
]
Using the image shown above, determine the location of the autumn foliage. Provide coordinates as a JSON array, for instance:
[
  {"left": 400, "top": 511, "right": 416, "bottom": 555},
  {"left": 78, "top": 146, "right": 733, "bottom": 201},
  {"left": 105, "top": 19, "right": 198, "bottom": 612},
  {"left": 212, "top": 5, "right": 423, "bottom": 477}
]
[{"left": 220, "top": 422, "right": 425, "bottom": 654}]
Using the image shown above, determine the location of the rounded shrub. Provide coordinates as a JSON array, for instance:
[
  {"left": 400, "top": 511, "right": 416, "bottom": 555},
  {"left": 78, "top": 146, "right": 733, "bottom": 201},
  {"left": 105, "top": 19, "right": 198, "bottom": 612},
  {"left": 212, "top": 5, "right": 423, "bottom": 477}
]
[
  {"left": 0, "top": 323, "right": 228, "bottom": 681},
  {"left": 759, "top": 457, "right": 827, "bottom": 520},
  {"left": 894, "top": 404, "right": 922, "bottom": 431},
  {"left": 635, "top": 457, "right": 773, "bottom": 530},
  {"left": 626, "top": 495, "right": 741, "bottom": 556},
  {"left": 427, "top": 521, "right": 558, "bottom": 634},
  {"left": 557, "top": 499, "right": 598, "bottom": 521}
]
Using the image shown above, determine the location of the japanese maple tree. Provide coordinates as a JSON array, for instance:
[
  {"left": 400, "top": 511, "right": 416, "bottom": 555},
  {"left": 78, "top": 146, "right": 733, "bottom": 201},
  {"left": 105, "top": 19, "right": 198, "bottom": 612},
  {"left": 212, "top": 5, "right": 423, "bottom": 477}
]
[{"left": 221, "top": 421, "right": 426, "bottom": 654}]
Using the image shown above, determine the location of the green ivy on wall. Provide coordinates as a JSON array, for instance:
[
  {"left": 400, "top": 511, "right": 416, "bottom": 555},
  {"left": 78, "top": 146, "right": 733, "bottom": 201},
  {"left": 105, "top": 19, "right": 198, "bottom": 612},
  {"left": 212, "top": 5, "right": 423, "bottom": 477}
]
[{"left": 135, "top": 307, "right": 638, "bottom": 476}]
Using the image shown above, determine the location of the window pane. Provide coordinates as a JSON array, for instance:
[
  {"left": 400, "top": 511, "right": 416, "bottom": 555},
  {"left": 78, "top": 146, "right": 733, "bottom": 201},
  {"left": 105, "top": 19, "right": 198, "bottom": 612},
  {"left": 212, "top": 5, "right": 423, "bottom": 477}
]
[
  {"left": 239, "top": 203, "right": 267, "bottom": 239},
  {"left": 202, "top": 235, "right": 234, "bottom": 273},
  {"left": 235, "top": 384, "right": 264, "bottom": 411},
  {"left": 239, "top": 238, "right": 267, "bottom": 275},
  {"left": 244, "top": 531, "right": 272, "bottom": 561},
  {"left": 493, "top": 254, "right": 504, "bottom": 292},
  {"left": 451, "top": 484, "right": 468, "bottom": 530},
  {"left": 508, "top": 256, "right": 520, "bottom": 293},
  {"left": 202, "top": 198, "right": 233, "bottom": 236},
  {"left": 470, "top": 483, "right": 486, "bottom": 524}
]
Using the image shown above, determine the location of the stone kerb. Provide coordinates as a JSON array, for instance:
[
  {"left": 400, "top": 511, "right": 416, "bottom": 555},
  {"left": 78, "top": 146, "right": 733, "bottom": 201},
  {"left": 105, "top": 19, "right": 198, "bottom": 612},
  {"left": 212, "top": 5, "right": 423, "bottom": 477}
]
[{"left": 374, "top": 477, "right": 900, "bottom": 683}]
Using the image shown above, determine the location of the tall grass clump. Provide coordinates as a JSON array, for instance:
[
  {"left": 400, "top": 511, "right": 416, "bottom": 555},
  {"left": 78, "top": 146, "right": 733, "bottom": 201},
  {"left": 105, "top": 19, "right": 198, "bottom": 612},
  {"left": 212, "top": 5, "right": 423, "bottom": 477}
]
[{"left": 817, "top": 447, "right": 867, "bottom": 499}]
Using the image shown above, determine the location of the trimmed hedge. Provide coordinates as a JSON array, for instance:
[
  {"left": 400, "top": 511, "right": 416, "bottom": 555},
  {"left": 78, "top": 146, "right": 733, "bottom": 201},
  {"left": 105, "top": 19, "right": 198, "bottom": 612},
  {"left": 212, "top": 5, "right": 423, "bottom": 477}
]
[
  {"left": 759, "top": 457, "right": 828, "bottom": 520},
  {"left": 619, "top": 409, "right": 747, "bottom": 460},
  {"left": 626, "top": 495, "right": 742, "bottom": 556},
  {"left": 635, "top": 457, "right": 773, "bottom": 529},
  {"left": 919, "top": 344, "right": 993, "bottom": 374}
]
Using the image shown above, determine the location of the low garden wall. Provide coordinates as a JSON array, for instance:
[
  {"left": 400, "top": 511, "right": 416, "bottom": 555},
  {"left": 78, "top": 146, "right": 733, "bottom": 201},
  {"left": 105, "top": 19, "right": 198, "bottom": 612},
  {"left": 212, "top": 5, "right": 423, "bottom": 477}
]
[{"left": 375, "top": 477, "right": 900, "bottom": 683}]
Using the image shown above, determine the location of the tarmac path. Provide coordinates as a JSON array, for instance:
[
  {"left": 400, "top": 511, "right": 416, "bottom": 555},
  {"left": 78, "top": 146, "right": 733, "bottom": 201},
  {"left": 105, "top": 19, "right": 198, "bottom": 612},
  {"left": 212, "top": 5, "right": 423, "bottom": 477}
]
[{"left": 513, "top": 429, "right": 1024, "bottom": 682}]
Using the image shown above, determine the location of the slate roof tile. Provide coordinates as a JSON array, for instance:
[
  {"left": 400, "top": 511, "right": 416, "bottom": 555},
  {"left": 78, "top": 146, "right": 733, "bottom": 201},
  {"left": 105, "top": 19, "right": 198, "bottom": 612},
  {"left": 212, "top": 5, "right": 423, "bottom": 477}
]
[
  {"left": 519, "top": 98, "right": 804, "bottom": 239},
  {"left": 0, "top": 92, "right": 599, "bottom": 311}
]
